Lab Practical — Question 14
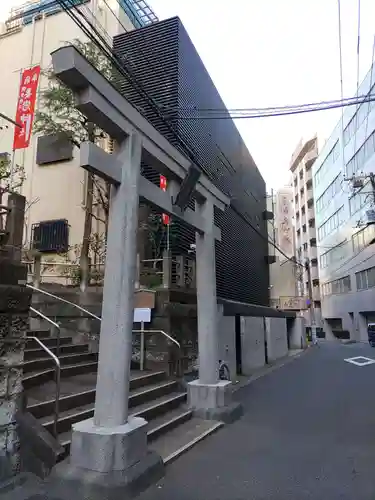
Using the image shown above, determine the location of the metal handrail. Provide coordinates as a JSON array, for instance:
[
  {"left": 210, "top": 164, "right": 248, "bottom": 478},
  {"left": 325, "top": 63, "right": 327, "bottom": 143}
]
[
  {"left": 27, "top": 285, "right": 180, "bottom": 346},
  {"left": 26, "top": 335, "right": 61, "bottom": 440},
  {"left": 30, "top": 306, "right": 61, "bottom": 358},
  {"left": 132, "top": 329, "right": 180, "bottom": 348},
  {"left": 27, "top": 284, "right": 101, "bottom": 321},
  {"left": 28, "top": 285, "right": 181, "bottom": 370}
]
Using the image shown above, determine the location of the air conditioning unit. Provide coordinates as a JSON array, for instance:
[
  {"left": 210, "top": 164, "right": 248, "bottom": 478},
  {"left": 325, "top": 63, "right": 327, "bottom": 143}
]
[
  {"left": 352, "top": 177, "right": 364, "bottom": 189},
  {"left": 364, "top": 209, "right": 375, "bottom": 225}
]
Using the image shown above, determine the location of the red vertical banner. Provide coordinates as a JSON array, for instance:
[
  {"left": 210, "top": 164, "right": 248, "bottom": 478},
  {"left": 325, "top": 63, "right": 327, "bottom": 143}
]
[
  {"left": 13, "top": 65, "right": 41, "bottom": 150},
  {"left": 160, "top": 175, "right": 170, "bottom": 225}
]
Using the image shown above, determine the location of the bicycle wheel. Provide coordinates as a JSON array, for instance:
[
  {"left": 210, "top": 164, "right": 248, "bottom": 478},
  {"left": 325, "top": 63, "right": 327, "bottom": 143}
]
[{"left": 219, "top": 363, "right": 230, "bottom": 381}]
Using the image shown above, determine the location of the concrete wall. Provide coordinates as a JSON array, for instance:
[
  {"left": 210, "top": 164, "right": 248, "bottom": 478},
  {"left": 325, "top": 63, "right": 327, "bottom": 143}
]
[
  {"left": 265, "top": 317, "right": 288, "bottom": 362},
  {"left": 288, "top": 316, "right": 306, "bottom": 349},
  {"left": 240, "top": 316, "right": 266, "bottom": 375},
  {"left": 321, "top": 263, "right": 375, "bottom": 341}
]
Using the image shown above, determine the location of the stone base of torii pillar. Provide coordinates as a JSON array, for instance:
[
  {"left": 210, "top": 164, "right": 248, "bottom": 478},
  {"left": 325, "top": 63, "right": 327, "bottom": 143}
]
[{"left": 49, "top": 418, "right": 163, "bottom": 500}]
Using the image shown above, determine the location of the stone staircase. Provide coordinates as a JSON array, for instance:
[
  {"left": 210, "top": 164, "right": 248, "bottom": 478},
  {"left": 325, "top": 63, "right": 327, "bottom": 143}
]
[{"left": 22, "top": 330, "right": 223, "bottom": 466}]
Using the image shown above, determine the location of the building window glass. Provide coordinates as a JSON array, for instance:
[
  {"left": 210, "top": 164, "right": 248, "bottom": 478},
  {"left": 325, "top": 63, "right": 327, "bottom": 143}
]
[
  {"left": 356, "top": 266, "right": 375, "bottom": 290},
  {"left": 314, "top": 141, "right": 339, "bottom": 186},
  {"left": 319, "top": 240, "right": 347, "bottom": 269},
  {"left": 346, "top": 128, "right": 375, "bottom": 179},
  {"left": 343, "top": 84, "right": 375, "bottom": 146},
  {"left": 349, "top": 181, "right": 372, "bottom": 216},
  {"left": 317, "top": 206, "right": 344, "bottom": 241},
  {"left": 352, "top": 224, "right": 375, "bottom": 253},
  {"left": 321, "top": 275, "right": 351, "bottom": 296},
  {"left": 316, "top": 174, "right": 342, "bottom": 213}
]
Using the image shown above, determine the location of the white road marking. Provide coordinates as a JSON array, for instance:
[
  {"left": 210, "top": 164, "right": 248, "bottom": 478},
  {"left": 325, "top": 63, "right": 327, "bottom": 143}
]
[{"left": 344, "top": 356, "right": 375, "bottom": 366}]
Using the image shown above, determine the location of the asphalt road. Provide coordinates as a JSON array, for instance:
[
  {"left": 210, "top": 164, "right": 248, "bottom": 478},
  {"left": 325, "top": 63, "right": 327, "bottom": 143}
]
[{"left": 138, "top": 342, "right": 375, "bottom": 500}]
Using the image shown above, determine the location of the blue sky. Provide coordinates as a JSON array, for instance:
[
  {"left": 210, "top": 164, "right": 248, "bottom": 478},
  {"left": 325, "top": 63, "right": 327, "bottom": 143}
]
[{"left": 1, "top": 0, "right": 375, "bottom": 190}]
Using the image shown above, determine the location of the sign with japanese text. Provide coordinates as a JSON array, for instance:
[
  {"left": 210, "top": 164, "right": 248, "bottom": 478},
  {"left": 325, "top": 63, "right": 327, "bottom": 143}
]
[
  {"left": 279, "top": 296, "right": 308, "bottom": 311},
  {"left": 275, "top": 189, "right": 294, "bottom": 260},
  {"left": 160, "top": 175, "right": 170, "bottom": 225},
  {"left": 13, "top": 65, "right": 41, "bottom": 150}
]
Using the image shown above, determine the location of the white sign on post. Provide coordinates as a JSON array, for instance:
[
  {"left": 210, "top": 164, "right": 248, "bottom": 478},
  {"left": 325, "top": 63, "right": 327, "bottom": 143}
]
[{"left": 133, "top": 307, "right": 151, "bottom": 324}]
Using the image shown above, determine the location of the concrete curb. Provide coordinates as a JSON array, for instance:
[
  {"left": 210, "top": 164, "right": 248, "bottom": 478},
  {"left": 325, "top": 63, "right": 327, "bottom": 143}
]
[{"left": 232, "top": 348, "right": 310, "bottom": 394}]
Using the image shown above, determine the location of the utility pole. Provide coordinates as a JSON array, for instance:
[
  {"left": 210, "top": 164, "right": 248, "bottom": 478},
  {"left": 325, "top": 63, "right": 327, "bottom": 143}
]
[{"left": 305, "top": 258, "right": 317, "bottom": 344}]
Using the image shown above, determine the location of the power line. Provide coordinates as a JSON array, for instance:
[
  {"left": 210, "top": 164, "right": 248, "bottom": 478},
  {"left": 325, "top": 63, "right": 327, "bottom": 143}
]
[
  {"left": 364, "top": 35, "right": 375, "bottom": 140},
  {"left": 353, "top": 0, "right": 362, "bottom": 157},
  {"left": 337, "top": 0, "right": 346, "bottom": 177},
  {"left": 55, "top": 0, "right": 309, "bottom": 270},
  {"left": 169, "top": 96, "right": 375, "bottom": 120},
  {"left": 165, "top": 94, "right": 370, "bottom": 114}
]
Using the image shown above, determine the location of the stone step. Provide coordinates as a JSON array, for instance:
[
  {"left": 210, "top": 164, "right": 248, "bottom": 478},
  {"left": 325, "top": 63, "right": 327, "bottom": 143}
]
[
  {"left": 26, "top": 330, "right": 51, "bottom": 339},
  {"left": 26, "top": 336, "right": 73, "bottom": 349},
  {"left": 147, "top": 407, "right": 193, "bottom": 441},
  {"left": 27, "top": 378, "right": 178, "bottom": 420},
  {"left": 150, "top": 417, "right": 224, "bottom": 464},
  {"left": 40, "top": 390, "right": 187, "bottom": 436},
  {"left": 58, "top": 403, "right": 192, "bottom": 461},
  {"left": 23, "top": 352, "right": 99, "bottom": 374},
  {"left": 22, "top": 361, "right": 99, "bottom": 390},
  {"left": 24, "top": 343, "right": 89, "bottom": 361}
]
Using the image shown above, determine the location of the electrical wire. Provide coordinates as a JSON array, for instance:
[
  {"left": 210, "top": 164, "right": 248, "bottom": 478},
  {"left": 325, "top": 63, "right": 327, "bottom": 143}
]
[
  {"left": 337, "top": 0, "right": 346, "bottom": 177},
  {"left": 165, "top": 94, "right": 371, "bottom": 114},
  {"left": 55, "top": 0, "right": 310, "bottom": 270},
  {"left": 323, "top": 240, "right": 375, "bottom": 282},
  {"left": 172, "top": 96, "right": 375, "bottom": 120},
  {"left": 352, "top": 0, "right": 362, "bottom": 158},
  {"left": 364, "top": 34, "right": 375, "bottom": 140}
]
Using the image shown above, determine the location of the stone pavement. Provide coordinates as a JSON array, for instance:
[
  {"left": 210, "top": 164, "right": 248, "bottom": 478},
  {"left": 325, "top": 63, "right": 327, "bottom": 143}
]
[{"left": 136, "top": 342, "right": 375, "bottom": 500}]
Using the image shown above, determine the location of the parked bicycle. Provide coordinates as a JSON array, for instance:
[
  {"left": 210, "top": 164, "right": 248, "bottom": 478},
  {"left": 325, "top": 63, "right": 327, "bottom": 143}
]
[{"left": 218, "top": 359, "right": 230, "bottom": 381}]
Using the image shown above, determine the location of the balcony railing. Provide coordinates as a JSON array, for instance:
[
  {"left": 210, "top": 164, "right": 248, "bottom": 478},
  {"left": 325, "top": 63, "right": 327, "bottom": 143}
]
[
  {"left": 25, "top": 251, "right": 196, "bottom": 291},
  {"left": 312, "top": 287, "right": 321, "bottom": 301},
  {"left": 310, "top": 265, "right": 319, "bottom": 281},
  {"left": 304, "top": 148, "right": 318, "bottom": 169}
]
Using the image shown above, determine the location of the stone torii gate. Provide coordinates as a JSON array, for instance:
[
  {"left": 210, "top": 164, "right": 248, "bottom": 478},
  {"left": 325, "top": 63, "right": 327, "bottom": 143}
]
[{"left": 48, "top": 46, "right": 238, "bottom": 499}]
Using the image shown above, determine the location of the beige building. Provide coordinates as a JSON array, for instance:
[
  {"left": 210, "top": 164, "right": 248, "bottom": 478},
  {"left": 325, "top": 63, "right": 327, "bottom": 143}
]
[
  {"left": 290, "top": 136, "right": 322, "bottom": 330},
  {"left": 0, "top": 0, "right": 157, "bottom": 279},
  {"left": 267, "top": 186, "right": 300, "bottom": 309}
]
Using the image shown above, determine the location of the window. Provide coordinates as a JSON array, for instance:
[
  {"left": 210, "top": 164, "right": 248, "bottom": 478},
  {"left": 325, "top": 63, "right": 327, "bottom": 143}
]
[
  {"left": 356, "top": 266, "right": 375, "bottom": 290},
  {"left": 316, "top": 174, "right": 342, "bottom": 213},
  {"left": 352, "top": 224, "right": 375, "bottom": 253},
  {"left": 343, "top": 84, "right": 375, "bottom": 146},
  {"left": 346, "top": 128, "right": 375, "bottom": 178},
  {"left": 349, "top": 181, "right": 372, "bottom": 216},
  {"left": 314, "top": 141, "right": 340, "bottom": 186},
  {"left": 321, "top": 275, "right": 351, "bottom": 296},
  {"left": 31, "top": 219, "right": 69, "bottom": 253},
  {"left": 319, "top": 240, "right": 347, "bottom": 269},
  {"left": 317, "top": 206, "right": 344, "bottom": 241}
]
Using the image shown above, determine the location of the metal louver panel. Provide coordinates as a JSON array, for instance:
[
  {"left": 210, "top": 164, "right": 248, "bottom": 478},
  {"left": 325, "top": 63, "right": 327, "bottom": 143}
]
[{"left": 113, "top": 17, "right": 269, "bottom": 305}]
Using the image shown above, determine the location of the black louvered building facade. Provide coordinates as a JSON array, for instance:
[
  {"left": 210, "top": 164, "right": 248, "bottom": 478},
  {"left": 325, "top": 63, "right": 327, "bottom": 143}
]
[{"left": 113, "top": 17, "right": 269, "bottom": 306}]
